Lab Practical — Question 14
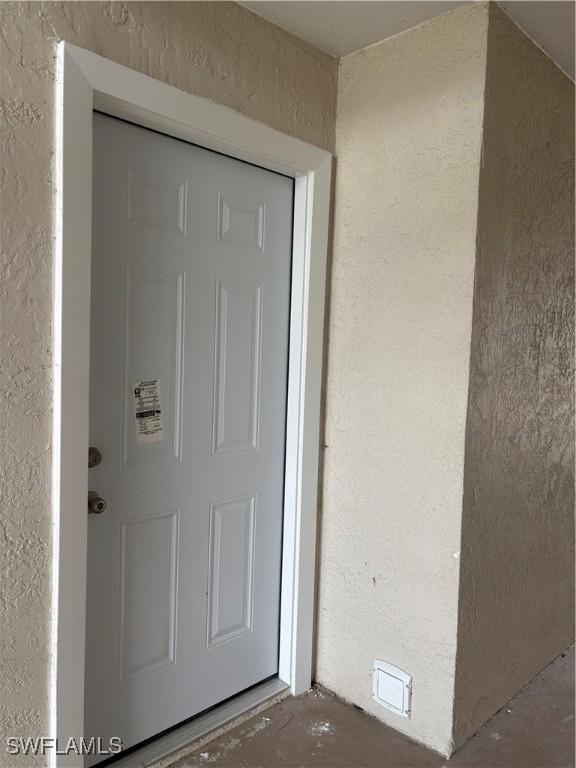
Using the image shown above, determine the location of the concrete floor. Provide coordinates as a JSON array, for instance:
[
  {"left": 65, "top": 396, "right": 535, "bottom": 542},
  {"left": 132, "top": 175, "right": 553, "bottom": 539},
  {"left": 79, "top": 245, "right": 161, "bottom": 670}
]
[{"left": 168, "top": 646, "right": 574, "bottom": 768}]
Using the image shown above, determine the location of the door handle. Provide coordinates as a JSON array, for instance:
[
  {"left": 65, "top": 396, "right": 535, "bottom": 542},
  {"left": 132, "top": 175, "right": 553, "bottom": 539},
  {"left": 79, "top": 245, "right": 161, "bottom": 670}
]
[
  {"left": 88, "top": 446, "right": 102, "bottom": 468},
  {"left": 88, "top": 491, "right": 107, "bottom": 515}
]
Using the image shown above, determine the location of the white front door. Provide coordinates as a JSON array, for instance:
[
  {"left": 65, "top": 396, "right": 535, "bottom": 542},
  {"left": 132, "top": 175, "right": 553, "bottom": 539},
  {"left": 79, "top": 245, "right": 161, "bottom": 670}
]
[{"left": 85, "top": 113, "right": 293, "bottom": 756}]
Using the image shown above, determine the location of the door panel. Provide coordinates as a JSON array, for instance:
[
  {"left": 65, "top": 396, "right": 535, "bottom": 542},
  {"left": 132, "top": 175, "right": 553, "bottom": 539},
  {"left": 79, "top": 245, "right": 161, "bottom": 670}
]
[
  {"left": 86, "top": 114, "right": 293, "bottom": 757},
  {"left": 122, "top": 268, "right": 185, "bottom": 465},
  {"left": 213, "top": 279, "right": 263, "bottom": 454},
  {"left": 207, "top": 495, "right": 256, "bottom": 647},
  {"left": 119, "top": 510, "right": 179, "bottom": 680}
]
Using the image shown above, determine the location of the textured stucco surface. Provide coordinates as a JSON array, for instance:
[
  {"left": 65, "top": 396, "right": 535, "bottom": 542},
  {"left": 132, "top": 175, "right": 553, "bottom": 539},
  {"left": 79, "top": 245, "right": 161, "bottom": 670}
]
[
  {"left": 316, "top": 4, "right": 488, "bottom": 756},
  {"left": 0, "top": 3, "right": 335, "bottom": 764},
  {"left": 453, "top": 5, "right": 575, "bottom": 747},
  {"left": 3, "top": 0, "right": 575, "bottom": 761}
]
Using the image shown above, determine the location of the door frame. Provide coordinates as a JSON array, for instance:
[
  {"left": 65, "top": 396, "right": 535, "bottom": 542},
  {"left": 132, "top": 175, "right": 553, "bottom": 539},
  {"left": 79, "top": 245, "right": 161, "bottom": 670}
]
[{"left": 52, "top": 42, "right": 331, "bottom": 765}]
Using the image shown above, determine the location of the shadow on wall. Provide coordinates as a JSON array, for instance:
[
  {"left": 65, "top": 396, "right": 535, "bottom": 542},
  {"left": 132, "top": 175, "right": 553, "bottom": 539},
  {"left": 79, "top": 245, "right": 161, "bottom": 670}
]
[{"left": 454, "top": 3, "right": 575, "bottom": 748}]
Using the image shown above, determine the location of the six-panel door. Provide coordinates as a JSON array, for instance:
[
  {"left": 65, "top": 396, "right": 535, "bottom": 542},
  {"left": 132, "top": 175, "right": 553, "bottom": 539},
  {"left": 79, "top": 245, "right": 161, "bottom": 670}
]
[{"left": 85, "top": 114, "right": 293, "bottom": 757}]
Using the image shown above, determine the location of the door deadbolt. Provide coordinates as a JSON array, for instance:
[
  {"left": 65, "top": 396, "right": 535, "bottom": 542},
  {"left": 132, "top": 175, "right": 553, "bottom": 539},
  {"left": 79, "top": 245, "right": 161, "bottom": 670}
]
[
  {"left": 88, "top": 491, "right": 107, "bottom": 515},
  {"left": 88, "top": 446, "right": 102, "bottom": 468}
]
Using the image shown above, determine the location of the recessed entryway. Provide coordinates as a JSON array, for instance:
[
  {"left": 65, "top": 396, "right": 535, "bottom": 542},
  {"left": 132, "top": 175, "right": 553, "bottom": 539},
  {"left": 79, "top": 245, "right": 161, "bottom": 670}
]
[{"left": 53, "top": 42, "right": 331, "bottom": 767}]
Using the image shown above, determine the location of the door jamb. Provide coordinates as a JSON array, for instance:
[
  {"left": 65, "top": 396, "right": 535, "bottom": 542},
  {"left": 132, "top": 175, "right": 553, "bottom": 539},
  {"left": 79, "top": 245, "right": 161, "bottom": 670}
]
[{"left": 53, "top": 42, "right": 331, "bottom": 765}]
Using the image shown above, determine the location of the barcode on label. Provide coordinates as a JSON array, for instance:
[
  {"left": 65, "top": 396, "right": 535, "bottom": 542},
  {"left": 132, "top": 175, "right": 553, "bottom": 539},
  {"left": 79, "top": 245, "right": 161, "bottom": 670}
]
[{"left": 132, "top": 380, "right": 164, "bottom": 444}]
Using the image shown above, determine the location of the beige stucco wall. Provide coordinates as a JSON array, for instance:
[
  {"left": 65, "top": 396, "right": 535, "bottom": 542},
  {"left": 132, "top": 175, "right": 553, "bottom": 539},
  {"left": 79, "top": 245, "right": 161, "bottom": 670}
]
[
  {"left": 316, "top": 3, "right": 488, "bottom": 755},
  {"left": 3, "top": 0, "right": 574, "bottom": 760},
  {"left": 0, "top": 3, "right": 336, "bottom": 763},
  {"left": 453, "top": 4, "right": 575, "bottom": 747}
]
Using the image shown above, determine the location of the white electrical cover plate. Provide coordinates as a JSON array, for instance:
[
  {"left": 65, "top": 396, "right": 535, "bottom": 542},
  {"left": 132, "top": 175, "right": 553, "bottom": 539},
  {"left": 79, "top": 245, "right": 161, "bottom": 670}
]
[{"left": 372, "top": 660, "right": 412, "bottom": 718}]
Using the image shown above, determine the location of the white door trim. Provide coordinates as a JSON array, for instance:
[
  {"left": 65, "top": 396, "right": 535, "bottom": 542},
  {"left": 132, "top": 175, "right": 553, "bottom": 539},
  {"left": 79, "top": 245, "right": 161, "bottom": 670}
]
[{"left": 52, "top": 42, "right": 331, "bottom": 765}]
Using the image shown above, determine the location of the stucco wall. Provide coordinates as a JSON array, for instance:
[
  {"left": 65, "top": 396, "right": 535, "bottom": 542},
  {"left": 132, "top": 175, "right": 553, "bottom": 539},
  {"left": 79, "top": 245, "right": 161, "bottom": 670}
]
[
  {"left": 316, "top": 4, "right": 488, "bottom": 755},
  {"left": 0, "top": 3, "right": 336, "bottom": 763},
  {"left": 453, "top": 5, "right": 575, "bottom": 747}
]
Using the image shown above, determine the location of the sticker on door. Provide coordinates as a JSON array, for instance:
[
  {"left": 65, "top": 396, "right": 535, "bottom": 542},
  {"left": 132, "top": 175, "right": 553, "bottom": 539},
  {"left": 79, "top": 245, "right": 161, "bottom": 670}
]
[{"left": 133, "top": 380, "right": 164, "bottom": 443}]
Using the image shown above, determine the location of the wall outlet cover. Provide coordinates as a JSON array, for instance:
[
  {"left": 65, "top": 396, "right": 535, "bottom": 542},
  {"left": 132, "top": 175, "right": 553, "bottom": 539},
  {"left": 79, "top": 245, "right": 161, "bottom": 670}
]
[{"left": 372, "top": 660, "right": 412, "bottom": 717}]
